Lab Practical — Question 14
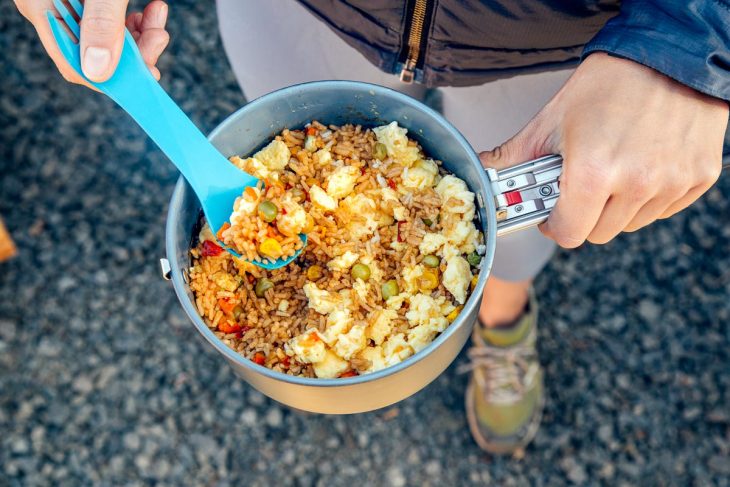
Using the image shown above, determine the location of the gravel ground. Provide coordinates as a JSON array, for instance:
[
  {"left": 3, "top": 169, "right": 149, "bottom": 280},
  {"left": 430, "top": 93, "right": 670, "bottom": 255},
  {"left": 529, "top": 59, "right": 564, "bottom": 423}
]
[{"left": 1, "top": 2, "right": 729, "bottom": 486}]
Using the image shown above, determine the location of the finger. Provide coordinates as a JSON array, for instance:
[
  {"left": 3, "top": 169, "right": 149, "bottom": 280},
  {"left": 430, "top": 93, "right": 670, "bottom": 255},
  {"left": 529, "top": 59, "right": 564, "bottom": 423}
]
[
  {"left": 632, "top": 160, "right": 720, "bottom": 227},
  {"left": 479, "top": 113, "right": 552, "bottom": 170},
  {"left": 539, "top": 155, "right": 612, "bottom": 248},
  {"left": 656, "top": 184, "right": 710, "bottom": 220},
  {"left": 621, "top": 197, "right": 671, "bottom": 233},
  {"left": 31, "top": 11, "right": 95, "bottom": 88},
  {"left": 658, "top": 186, "right": 706, "bottom": 219},
  {"left": 148, "top": 64, "right": 161, "bottom": 81},
  {"left": 126, "top": 11, "right": 143, "bottom": 33},
  {"left": 136, "top": 28, "right": 169, "bottom": 66},
  {"left": 79, "top": 0, "right": 129, "bottom": 82},
  {"left": 587, "top": 195, "right": 646, "bottom": 243},
  {"left": 139, "top": 1, "right": 168, "bottom": 31}
]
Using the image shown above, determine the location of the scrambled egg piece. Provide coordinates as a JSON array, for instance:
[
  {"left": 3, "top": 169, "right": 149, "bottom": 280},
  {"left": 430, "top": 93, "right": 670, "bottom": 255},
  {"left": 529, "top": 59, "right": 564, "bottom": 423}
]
[
  {"left": 333, "top": 324, "right": 367, "bottom": 360},
  {"left": 419, "top": 233, "right": 447, "bottom": 255},
  {"left": 313, "top": 350, "right": 350, "bottom": 379},
  {"left": 373, "top": 122, "right": 421, "bottom": 167},
  {"left": 443, "top": 256, "right": 471, "bottom": 304},
  {"left": 401, "top": 264, "right": 427, "bottom": 294},
  {"left": 441, "top": 244, "right": 460, "bottom": 261},
  {"left": 277, "top": 195, "right": 307, "bottom": 237},
  {"left": 393, "top": 206, "right": 408, "bottom": 221},
  {"left": 400, "top": 160, "right": 438, "bottom": 192},
  {"left": 254, "top": 139, "right": 290, "bottom": 171},
  {"left": 367, "top": 309, "right": 397, "bottom": 345},
  {"left": 229, "top": 186, "right": 261, "bottom": 225},
  {"left": 326, "top": 165, "right": 360, "bottom": 199},
  {"left": 385, "top": 292, "right": 409, "bottom": 311},
  {"left": 327, "top": 250, "right": 359, "bottom": 272},
  {"left": 405, "top": 294, "right": 449, "bottom": 329},
  {"left": 321, "top": 308, "right": 353, "bottom": 346},
  {"left": 312, "top": 149, "right": 332, "bottom": 167},
  {"left": 358, "top": 346, "right": 388, "bottom": 373},
  {"left": 286, "top": 328, "right": 327, "bottom": 364},
  {"left": 379, "top": 187, "right": 400, "bottom": 203},
  {"left": 303, "top": 282, "right": 342, "bottom": 314},
  {"left": 310, "top": 185, "right": 337, "bottom": 212},
  {"left": 230, "top": 156, "right": 272, "bottom": 181},
  {"left": 383, "top": 333, "right": 414, "bottom": 366},
  {"left": 341, "top": 193, "right": 392, "bottom": 239},
  {"left": 212, "top": 272, "right": 240, "bottom": 292},
  {"left": 444, "top": 220, "right": 480, "bottom": 254},
  {"left": 435, "top": 175, "right": 476, "bottom": 221},
  {"left": 408, "top": 324, "right": 439, "bottom": 353},
  {"left": 378, "top": 188, "right": 408, "bottom": 221}
]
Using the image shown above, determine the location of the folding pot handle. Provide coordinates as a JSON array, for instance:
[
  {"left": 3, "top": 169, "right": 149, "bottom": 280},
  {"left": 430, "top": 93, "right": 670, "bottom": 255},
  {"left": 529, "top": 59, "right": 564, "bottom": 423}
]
[{"left": 485, "top": 155, "right": 563, "bottom": 237}]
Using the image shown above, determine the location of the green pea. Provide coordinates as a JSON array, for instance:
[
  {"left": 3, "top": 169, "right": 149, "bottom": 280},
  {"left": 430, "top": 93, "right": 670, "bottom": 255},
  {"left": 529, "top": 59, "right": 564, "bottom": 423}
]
[
  {"left": 257, "top": 201, "right": 279, "bottom": 222},
  {"left": 254, "top": 278, "right": 274, "bottom": 298},
  {"left": 373, "top": 142, "right": 387, "bottom": 161},
  {"left": 351, "top": 263, "right": 371, "bottom": 281},
  {"left": 290, "top": 187, "right": 306, "bottom": 202},
  {"left": 421, "top": 217, "right": 433, "bottom": 227},
  {"left": 381, "top": 280, "right": 400, "bottom": 300},
  {"left": 422, "top": 255, "right": 440, "bottom": 268},
  {"left": 466, "top": 252, "right": 481, "bottom": 267}
]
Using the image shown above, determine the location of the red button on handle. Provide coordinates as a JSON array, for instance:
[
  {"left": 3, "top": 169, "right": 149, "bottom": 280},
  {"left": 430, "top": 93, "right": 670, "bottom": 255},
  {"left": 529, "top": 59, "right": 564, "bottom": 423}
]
[{"left": 504, "top": 191, "right": 523, "bottom": 206}]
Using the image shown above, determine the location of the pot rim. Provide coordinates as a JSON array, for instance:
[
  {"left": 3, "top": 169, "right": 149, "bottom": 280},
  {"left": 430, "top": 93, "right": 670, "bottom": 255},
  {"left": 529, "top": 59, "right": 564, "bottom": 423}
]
[{"left": 165, "top": 80, "right": 497, "bottom": 388}]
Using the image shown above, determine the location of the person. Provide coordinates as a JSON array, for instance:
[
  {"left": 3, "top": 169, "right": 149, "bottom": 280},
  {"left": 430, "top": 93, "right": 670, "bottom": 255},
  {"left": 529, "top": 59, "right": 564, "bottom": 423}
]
[{"left": 13, "top": 0, "right": 729, "bottom": 454}]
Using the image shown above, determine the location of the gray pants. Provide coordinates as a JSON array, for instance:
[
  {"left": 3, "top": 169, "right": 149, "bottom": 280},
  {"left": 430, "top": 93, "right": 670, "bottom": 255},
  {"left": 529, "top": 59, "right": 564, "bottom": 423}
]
[{"left": 217, "top": 0, "right": 568, "bottom": 281}]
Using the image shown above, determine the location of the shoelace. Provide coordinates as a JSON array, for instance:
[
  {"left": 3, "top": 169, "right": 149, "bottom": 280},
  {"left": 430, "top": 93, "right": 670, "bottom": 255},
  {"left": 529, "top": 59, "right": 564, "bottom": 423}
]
[{"left": 457, "top": 343, "right": 537, "bottom": 403}]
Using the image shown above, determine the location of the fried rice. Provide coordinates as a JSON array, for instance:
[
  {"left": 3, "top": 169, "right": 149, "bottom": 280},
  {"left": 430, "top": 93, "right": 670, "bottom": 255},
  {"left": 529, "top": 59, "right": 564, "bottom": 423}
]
[{"left": 188, "top": 121, "right": 485, "bottom": 379}]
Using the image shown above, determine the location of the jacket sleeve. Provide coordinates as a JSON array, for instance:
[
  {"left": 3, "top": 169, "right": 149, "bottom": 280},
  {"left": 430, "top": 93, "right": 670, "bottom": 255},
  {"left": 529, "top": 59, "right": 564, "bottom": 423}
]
[{"left": 582, "top": 0, "right": 730, "bottom": 102}]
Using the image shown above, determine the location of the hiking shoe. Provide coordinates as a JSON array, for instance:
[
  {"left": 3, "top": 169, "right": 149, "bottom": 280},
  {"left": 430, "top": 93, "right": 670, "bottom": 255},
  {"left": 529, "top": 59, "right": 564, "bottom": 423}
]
[{"left": 460, "top": 288, "right": 544, "bottom": 454}]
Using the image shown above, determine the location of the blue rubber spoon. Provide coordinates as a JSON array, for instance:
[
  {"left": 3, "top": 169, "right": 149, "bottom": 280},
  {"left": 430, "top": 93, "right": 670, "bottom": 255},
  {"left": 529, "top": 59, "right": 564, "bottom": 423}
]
[{"left": 46, "top": 0, "right": 305, "bottom": 269}]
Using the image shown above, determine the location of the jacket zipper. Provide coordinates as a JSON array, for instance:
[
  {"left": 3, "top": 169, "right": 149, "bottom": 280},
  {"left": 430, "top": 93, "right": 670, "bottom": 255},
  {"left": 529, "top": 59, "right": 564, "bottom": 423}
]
[{"left": 399, "top": 0, "right": 433, "bottom": 83}]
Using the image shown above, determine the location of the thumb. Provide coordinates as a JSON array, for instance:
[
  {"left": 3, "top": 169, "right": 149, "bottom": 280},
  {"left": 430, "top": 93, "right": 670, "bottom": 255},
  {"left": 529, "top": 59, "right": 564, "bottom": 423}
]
[
  {"left": 478, "top": 114, "right": 553, "bottom": 170},
  {"left": 80, "top": 0, "right": 129, "bottom": 82}
]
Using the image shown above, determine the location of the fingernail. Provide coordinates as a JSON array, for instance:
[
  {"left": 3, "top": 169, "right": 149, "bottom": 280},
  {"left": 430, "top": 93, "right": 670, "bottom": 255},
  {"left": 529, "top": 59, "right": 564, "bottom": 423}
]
[
  {"left": 82, "top": 47, "right": 111, "bottom": 80},
  {"left": 158, "top": 3, "right": 168, "bottom": 24}
]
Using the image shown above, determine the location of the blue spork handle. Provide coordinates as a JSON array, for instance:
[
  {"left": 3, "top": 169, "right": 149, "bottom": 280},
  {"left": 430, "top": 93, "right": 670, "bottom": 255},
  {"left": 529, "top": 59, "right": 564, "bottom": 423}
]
[{"left": 93, "top": 36, "right": 258, "bottom": 233}]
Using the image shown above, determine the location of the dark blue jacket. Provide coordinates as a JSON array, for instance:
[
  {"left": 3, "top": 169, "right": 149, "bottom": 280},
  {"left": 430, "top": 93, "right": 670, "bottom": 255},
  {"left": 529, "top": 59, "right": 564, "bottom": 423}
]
[{"left": 299, "top": 0, "right": 730, "bottom": 160}]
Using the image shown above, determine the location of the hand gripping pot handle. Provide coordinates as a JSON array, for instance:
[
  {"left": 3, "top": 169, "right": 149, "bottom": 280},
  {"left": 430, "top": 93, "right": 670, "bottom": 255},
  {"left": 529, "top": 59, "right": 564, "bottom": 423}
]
[{"left": 486, "top": 155, "right": 563, "bottom": 237}]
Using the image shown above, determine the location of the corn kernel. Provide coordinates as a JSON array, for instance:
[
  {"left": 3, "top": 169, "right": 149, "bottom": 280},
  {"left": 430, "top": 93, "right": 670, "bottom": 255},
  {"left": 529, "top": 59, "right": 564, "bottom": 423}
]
[
  {"left": 447, "top": 305, "right": 464, "bottom": 323},
  {"left": 418, "top": 269, "right": 440, "bottom": 292},
  {"left": 258, "top": 238, "right": 283, "bottom": 259},
  {"left": 302, "top": 214, "right": 315, "bottom": 234},
  {"left": 306, "top": 265, "right": 323, "bottom": 281}
]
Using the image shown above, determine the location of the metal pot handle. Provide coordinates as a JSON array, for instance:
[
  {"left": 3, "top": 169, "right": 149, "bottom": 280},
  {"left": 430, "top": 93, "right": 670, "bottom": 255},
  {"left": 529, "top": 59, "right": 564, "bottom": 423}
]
[{"left": 486, "top": 155, "right": 563, "bottom": 237}]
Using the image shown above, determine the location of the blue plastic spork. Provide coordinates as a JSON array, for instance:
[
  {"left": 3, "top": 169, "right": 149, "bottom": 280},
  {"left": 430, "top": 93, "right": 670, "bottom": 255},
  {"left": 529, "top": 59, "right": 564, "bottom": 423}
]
[{"left": 46, "top": 0, "right": 305, "bottom": 269}]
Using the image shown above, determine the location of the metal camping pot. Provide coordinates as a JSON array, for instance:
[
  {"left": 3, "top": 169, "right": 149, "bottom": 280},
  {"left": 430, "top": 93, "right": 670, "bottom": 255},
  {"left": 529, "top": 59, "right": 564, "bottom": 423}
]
[{"left": 163, "top": 81, "right": 561, "bottom": 414}]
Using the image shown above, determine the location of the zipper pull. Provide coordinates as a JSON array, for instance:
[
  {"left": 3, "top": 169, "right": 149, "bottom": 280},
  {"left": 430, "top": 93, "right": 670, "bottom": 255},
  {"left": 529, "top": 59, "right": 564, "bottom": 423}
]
[{"left": 399, "top": 59, "right": 417, "bottom": 84}]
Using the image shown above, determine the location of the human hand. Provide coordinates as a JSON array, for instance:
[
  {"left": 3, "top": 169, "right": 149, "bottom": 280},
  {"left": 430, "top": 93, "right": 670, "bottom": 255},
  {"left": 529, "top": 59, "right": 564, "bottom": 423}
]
[
  {"left": 481, "top": 52, "right": 729, "bottom": 247},
  {"left": 13, "top": 0, "right": 169, "bottom": 86}
]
